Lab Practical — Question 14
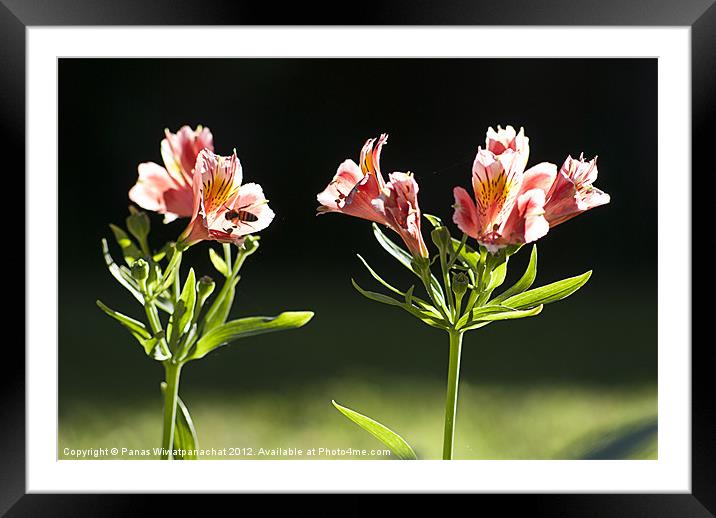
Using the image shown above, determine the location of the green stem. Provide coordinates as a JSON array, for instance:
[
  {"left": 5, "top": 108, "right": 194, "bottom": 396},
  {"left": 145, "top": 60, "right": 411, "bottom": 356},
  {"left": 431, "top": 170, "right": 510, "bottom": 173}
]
[
  {"left": 223, "top": 243, "right": 233, "bottom": 276},
  {"left": 438, "top": 252, "right": 454, "bottom": 318},
  {"left": 144, "top": 302, "right": 161, "bottom": 333},
  {"left": 173, "top": 269, "right": 181, "bottom": 304},
  {"left": 233, "top": 247, "right": 250, "bottom": 275},
  {"left": 144, "top": 299, "right": 171, "bottom": 358},
  {"left": 442, "top": 330, "right": 463, "bottom": 460},
  {"left": 161, "top": 362, "right": 182, "bottom": 460}
]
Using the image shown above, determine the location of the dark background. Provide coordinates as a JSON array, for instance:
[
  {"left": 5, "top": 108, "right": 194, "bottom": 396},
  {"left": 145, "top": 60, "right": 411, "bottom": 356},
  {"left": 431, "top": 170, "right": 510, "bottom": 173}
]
[{"left": 58, "top": 59, "right": 656, "bottom": 450}]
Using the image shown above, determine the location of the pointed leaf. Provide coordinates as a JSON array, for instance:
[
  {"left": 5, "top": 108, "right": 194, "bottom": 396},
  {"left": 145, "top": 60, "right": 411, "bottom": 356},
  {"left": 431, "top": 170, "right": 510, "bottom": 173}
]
[
  {"left": 459, "top": 321, "right": 492, "bottom": 332},
  {"left": 161, "top": 383, "right": 198, "bottom": 460},
  {"left": 356, "top": 255, "right": 436, "bottom": 311},
  {"left": 372, "top": 223, "right": 445, "bottom": 304},
  {"left": 487, "top": 258, "right": 509, "bottom": 292},
  {"left": 352, "top": 280, "right": 447, "bottom": 330},
  {"left": 101, "top": 239, "right": 144, "bottom": 304},
  {"left": 332, "top": 400, "right": 417, "bottom": 460},
  {"left": 423, "top": 213, "right": 444, "bottom": 228},
  {"left": 356, "top": 254, "right": 406, "bottom": 297},
  {"left": 201, "top": 277, "right": 238, "bottom": 334},
  {"left": 502, "top": 271, "right": 592, "bottom": 309},
  {"left": 476, "top": 258, "right": 509, "bottom": 306},
  {"left": 492, "top": 245, "right": 537, "bottom": 304},
  {"left": 188, "top": 311, "right": 314, "bottom": 361},
  {"left": 372, "top": 223, "right": 415, "bottom": 271},
  {"left": 96, "top": 300, "right": 149, "bottom": 339},
  {"left": 96, "top": 299, "right": 163, "bottom": 356},
  {"left": 352, "top": 278, "right": 404, "bottom": 308},
  {"left": 173, "top": 395, "right": 198, "bottom": 459},
  {"left": 209, "top": 248, "right": 229, "bottom": 277},
  {"left": 459, "top": 305, "right": 543, "bottom": 331},
  {"left": 170, "top": 268, "right": 196, "bottom": 344},
  {"left": 109, "top": 224, "right": 143, "bottom": 265},
  {"left": 405, "top": 285, "right": 415, "bottom": 306},
  {"left": 456, "top": 304, "right": 525, "bottom": 328},
  {"left": 157, "top": 248, "right": 183, "bottom": 295},
  {"left": 451, "top": 237, "right": 480, "bottom": 271}
]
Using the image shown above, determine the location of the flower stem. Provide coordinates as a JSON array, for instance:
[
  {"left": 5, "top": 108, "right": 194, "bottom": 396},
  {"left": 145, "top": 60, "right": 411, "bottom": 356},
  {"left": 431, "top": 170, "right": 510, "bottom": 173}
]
[
  {"left": 442, "top": 329, "right": 463, "bottom": 460},
  {"left": 223, "top": 243, "right": 233, "bottom": 276},
  {"left": 161, "top": 362, "right": 182, "bottom": 460},
  {"left": 144, "top": 299, "right": 170, "bottom": 358}
]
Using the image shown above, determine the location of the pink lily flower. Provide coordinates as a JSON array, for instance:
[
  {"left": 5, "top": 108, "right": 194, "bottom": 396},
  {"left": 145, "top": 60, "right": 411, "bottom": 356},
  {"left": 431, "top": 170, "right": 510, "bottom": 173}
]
[
  {"left": 129, "top": 125, "right": 214, "bottom": 222},
  {"left": 317, "top": 134, "right": 428, "bottom": 258},
  {"left": 178, "top": 149, "right": 275, "bottom": 248},
  {"left": 453, "top": 126, "right": 609, "bottom": 253},
  {"left": 317, "top": 134, "right": 389, "bottom": 224},
  {"left": 452, "top": 125, "right": 551, "bottom": 252},
  {"left": 543, "top": 154, "right": 611, "bottom": 226},
  {"left": 373, "top": 172, "right": 429, "bottom": 258},
  {"left": 485, "top": 124, "right": 530, "bottom": 175}
]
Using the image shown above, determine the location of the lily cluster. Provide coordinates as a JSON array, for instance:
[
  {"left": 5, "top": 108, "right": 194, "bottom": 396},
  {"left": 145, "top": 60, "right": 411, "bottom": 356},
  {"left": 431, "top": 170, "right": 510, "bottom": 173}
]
[
  {"left": 129, "top": 125, "right": 275, "bottom": 248},
  {"left": 98, "top": 125, "right": 313, "bottom": 460},
  {"left": 318, "top": 126, "right": 609, "bottom": 460}
]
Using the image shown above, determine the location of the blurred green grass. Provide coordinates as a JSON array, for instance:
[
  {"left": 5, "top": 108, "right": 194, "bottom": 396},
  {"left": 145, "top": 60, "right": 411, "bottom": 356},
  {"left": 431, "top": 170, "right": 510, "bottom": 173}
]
[{"left": 59, "top": 377, "right": 656, "bottom": 460}]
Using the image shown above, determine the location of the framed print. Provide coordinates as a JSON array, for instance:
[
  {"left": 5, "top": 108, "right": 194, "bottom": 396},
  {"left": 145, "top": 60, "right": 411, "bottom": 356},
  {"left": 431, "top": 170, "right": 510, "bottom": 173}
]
[{"left": 3, "top": 0, "right": 709, "bottom": 514}]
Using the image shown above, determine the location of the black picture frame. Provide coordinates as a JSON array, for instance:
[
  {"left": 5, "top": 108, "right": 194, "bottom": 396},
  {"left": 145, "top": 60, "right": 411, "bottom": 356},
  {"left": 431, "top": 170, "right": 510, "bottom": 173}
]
[{"left": 3, "top": 0, "right": 707, "bottom": 514}]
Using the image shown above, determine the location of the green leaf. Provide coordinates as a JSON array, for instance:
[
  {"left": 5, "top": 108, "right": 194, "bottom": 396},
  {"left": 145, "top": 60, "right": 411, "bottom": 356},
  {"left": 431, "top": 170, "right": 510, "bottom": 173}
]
[
  {"left": 372, "top": 223, "right": 445, "bottom": 305},
  {"left": 491, "top": 245, "right": 537, "bottom": 305},
  {"left": 187, "top": 311, "right": 315, "bottom": 361},
  {"left": 405, "top": 285, "right": 415, "bottom": 306},
  {"left": 96, "top": 300, "right": 166, "bottom": 357},
  {"left": 372, "top": 223, "right": 415, "bottom": 271},
  {"left": 101, "top": 239, "right": 144, "bottom": 304},
  {"left": 157, "top": 248, "right": 183, "bottom": 295},
  {"left": 109, "top": 224, "right": 143, "bottom": 265},
  {"left": 456, "top": 304, "right": 524, "bottom": 328},
  {"left": 451, "top": 237, "right": 480, "bottom": 271},
  {"left": 352, "top": 279, "right": 447, "bottom": 330},
  {"left": 502, "top": 271, "right": 592, "bottom": 309},
  {"left": 459, "top": 304, "right": 544, "bottom": 331},
  {"left": 423, "top": 213, "right": 444, "bottom": 228},
  {"left": 332, "top": 400, "right": 417, "bottom": 460},
  {"left": 356, "top": 255, "right": 435, "bottom": 312},
  {"left": 476, "top": 258, "right": 509, "bottom": 306},
  {"left": 200, "top": 277, "right": 239, "bottom": 334},
  {"left": 356, "top": 254, "right": 406, "bottom": 297},
  {"left": 96, "top": 300, "right": 149, "bottom": 340},
  {"left": 459, "top": 321, "right": 492, "bottom": 332},
  {"left": 352, "top": 278, "right": 404, "bottom": 308},
  {"left": 160, "top": 383, "right": 198, "bottom": 460},
  {"left": 153, "top": 241, "right": 174, "bottom": 263},
  {"left": 168, "top": 268, "right": 197, "bottom": 346},
  {"left": 209, "top": 248, "right": 229, "bottom": 277}
]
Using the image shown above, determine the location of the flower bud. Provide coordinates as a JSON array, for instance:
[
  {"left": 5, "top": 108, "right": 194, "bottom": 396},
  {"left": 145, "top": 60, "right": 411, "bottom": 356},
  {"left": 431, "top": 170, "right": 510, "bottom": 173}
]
[
  {"left": 241, "top": 235, "right": 261, "bottom": 256},
  {"left": 431, "top": 226, "right": 452, "bottom": 254},
  {"left": 131, "top": 258, "right": 149, "bottom": 281},
  {"left": 196, "top": 275, "right": 216, "bottom": 308},
  {"left": 197, "top": 275, "right": 216, "bottom": 302},
  {"left": 452, "top": 271, "right": 469, "bottom": 298},
  {"left": 126, "top": 207, "right": 151, "bottom": 244}
]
